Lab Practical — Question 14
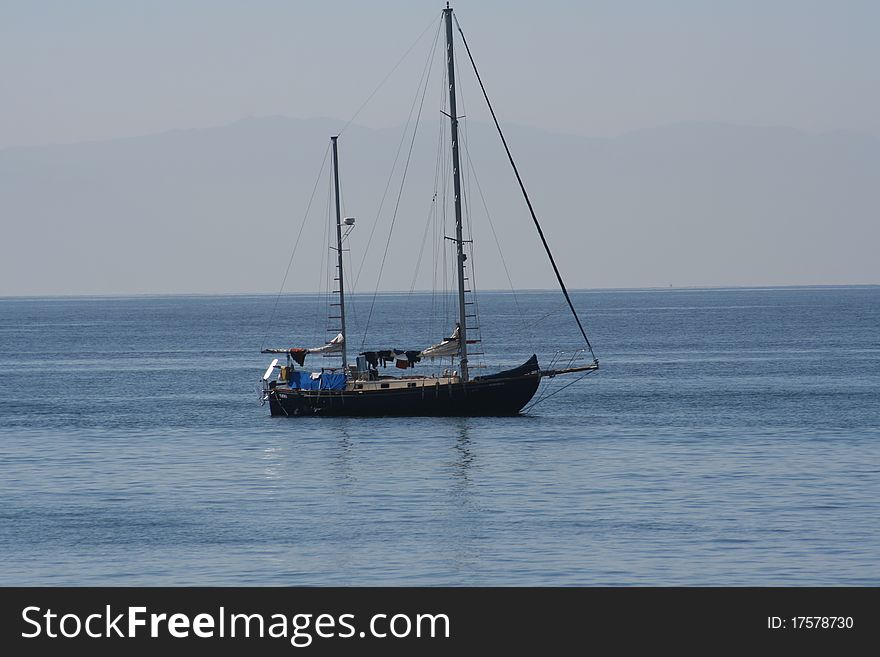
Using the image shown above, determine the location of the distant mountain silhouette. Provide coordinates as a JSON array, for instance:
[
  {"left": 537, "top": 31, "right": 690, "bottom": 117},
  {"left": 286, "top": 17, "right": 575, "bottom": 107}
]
[{"left": 1, "top": 116, "right": 877, "bottom": 295}]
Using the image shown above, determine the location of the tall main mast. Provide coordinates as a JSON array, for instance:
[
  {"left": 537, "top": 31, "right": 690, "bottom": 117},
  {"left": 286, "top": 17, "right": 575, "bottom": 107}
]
[
  {"left": 330, "top": 135, "right": 348, "bottom": 371},
  {"left": 444, "top": 4, "right": 469, "bottom": 382}
]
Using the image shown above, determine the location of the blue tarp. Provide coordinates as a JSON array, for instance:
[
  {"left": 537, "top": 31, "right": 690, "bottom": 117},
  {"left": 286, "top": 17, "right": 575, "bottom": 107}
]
[{"left": 288, "top": 370, "right": 346, "bottom": 391}]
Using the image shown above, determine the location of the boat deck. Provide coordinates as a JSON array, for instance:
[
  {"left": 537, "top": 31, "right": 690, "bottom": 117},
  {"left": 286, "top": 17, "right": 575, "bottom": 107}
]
[{"left": 275, "top": 374, "right": 461, "bottom": 394}]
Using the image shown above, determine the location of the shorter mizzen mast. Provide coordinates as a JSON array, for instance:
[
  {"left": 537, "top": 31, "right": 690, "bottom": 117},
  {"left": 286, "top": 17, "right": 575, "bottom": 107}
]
[
  {"left": 331, "top": 135, "right": 348, "bottom": 372},
  {"left": 262, "top": 136, "right": 350, "bottom": 369}
]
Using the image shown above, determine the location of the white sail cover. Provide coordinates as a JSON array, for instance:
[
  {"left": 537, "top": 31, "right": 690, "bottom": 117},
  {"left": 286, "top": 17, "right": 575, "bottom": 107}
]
[
  {"left": 308, "top": 332, "right": 344, "bottom": 354},
  {"left": 420, "top": 324, "right": 460, "bottom": 358}
]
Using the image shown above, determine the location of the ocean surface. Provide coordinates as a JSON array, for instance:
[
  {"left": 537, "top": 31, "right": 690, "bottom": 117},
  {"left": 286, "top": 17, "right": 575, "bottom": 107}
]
[{"left": 1, "top": 287, "right": 878, "bottom": 585}]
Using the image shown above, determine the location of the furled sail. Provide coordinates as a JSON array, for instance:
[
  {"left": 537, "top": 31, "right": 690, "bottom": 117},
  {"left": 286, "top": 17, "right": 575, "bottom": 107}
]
[
  {"left": 261, "top": 333, "right": 344, "bottom": 362},
  {"left": 308, "top": 332, "right": 344, "bottom": 354},
  {"left": 420, "top": 324, "right": 460, "bottom": 359}
]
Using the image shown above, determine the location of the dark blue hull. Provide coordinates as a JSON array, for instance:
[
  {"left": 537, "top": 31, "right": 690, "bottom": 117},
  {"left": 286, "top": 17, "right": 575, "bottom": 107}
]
[{"left": 267, "top": 372, "right": 541, "bottom": 417}]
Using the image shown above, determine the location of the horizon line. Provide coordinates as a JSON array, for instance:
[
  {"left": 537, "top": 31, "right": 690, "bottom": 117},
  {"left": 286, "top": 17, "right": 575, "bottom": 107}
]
[
  {"left": 2, "top": 283, "right": 878, "bottom": 302},
  {"left": 3, "top": 114, "right": 879, "bottom": 154}
]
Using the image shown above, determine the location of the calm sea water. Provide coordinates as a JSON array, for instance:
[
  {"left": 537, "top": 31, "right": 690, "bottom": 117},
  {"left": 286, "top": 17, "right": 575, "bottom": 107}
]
[{"left": 0, "top": 287, "right": 878, "bottom": 585}]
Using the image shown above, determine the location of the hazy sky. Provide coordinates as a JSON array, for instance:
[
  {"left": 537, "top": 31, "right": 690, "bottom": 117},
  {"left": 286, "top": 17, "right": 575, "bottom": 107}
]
[
  {"left": 2, "top": 1, "right": 878, "bottom": 296},
  {"left": 2, "top": 0, "right": 879, "bottom": 149}
]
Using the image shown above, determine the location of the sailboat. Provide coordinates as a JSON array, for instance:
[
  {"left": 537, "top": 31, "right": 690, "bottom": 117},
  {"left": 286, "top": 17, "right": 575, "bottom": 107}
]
[{"left": 260, "top": 4, "right": 598, "bottom": 417}]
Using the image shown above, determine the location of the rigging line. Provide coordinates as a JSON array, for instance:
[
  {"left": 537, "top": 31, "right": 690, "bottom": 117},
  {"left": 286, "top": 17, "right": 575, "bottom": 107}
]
[
  {"left": 454, "top": 14, "right": 598, "bottom": 363},
  {"left": 523, "top": 369, "right": 597, "bottom": 413},
  {"left": 465, "top": 241, "right": 485, "bottom": 369},
  {"left": 461, "top": 139, "right": 531, "bottom": 342},
  {"left": 454, "top": 111, "right": 487, "bottom": 367},
  {"left": 455, "top": 51, "right": 478, "bottom": 327},
  {"left": 339, "top": 167, "right": 347, "bottom": 221},
  {"left": 408, "top": 193, "right": 437, "bottom": 295},
  {"left": 435, "top": 58, "right": 451, "bottom": 331},
  {"left": 525, "top": 375, "right": 552, "bottom": 411},
  {"left": 313, "top": 165, "right": 333, "bottom": 347},
  {"left": 350, "top": 127, "right": 408, "bottom": 292},
  {"left": 430, "top": 108, "right": 445, "bottom": 342},
  {"left": 323, "top": 173, "right": 333, "bottom": 339},
  {"left": 439, "top": 67, "right": 451, "bottom": 333},
  {"left": 344, "top": 244, "right": 359, "bottom": 331},
  {"left": 334, "top": 158, "right": 360, "bottom": 333},
  {"left": 453, "top": 37, "right": 488, "bottom": 368},
  {"left": 260, "top": 143, "right": 331, "bottom": 351},
  {"left": 338, "top": 12, "right": 443, "bottom": 138},
  {"left": 352, "top": 18, "right": 443, "bottom": 295},
  {"left": 527, "top": 303, "right": 569, "bottom": 329},
  {"left": 360, "top": 20, "right": 439, "bottom": 349},
  {"left": 455, "top": 123, "right": 486, "bottom": 367},
  {"left": 423, "top": 58, "right": 446, "bottom": 341},
  {"left": 408, "top": 193, "right": 439, "bottom": 367},
  {"left": 410, "top": 52, "right": 445, "bottom": 305},
  {"left": 325, "top": 166, "right": 336, "bottom": 340},
  {"left": 455, "top": 46, "right": 475, "bottom": 255},
  {"left": 453, "top": 48, "right": 469, "bottom": 231}
]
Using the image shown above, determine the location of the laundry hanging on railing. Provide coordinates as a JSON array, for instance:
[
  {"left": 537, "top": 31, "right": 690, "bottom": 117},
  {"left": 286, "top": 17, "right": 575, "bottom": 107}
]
[
  {"left": 359, "top": 325, "right": 459, "bottom": 369},
  {"left": 266, "top": 323, "right": 460, "bottom": 371},
  {"left": 262, "top": 333, "right": 344, "bottom": 363},
  {"left": 285, "top": 348, "right": 308, "bottom": 366}
]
